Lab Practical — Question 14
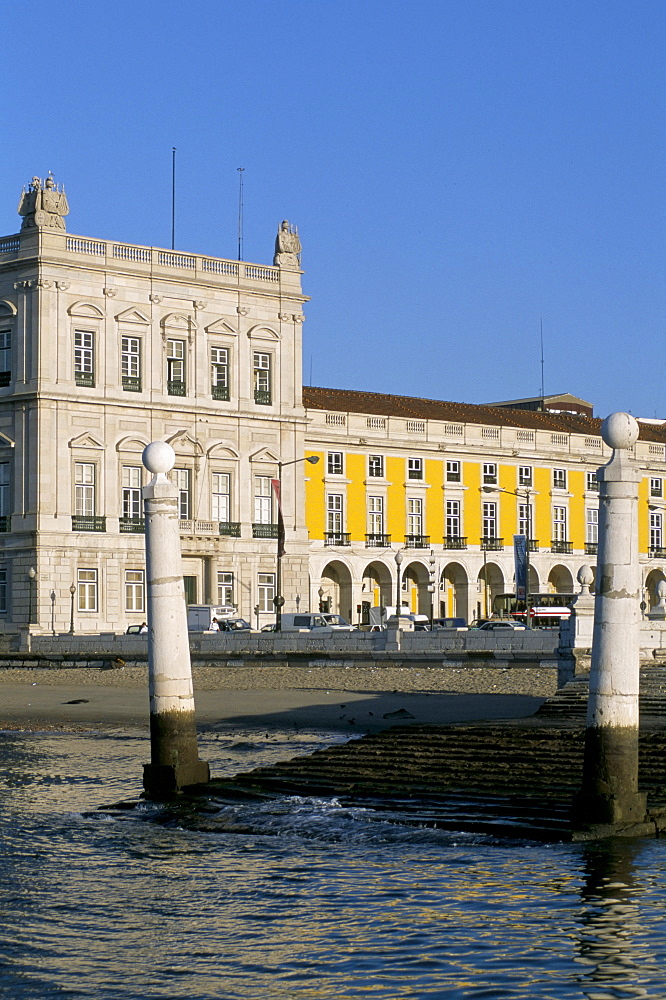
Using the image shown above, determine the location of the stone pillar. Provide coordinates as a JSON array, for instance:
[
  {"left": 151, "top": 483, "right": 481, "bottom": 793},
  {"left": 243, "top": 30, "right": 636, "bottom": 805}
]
[
  {"left": 141, "top": 441, "right": 210, "bottom": 799},
  {"left": 560, "top": 565, "right": 595, "bottom": 675},
  {"left": 574, "top": 413, "right": 647, "bottom": 828}
]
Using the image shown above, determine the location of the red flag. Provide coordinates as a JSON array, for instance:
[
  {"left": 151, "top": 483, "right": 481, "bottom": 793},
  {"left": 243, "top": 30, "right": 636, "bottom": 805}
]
[{"left": 271, "top": 479, "right": 285, "bottom": 557}]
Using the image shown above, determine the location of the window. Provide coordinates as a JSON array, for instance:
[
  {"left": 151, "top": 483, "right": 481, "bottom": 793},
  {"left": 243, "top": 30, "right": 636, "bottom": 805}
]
[
  {"left": 518, "top": 466, "right": 532, "bottom": 487},
  {"left": 407, "top": 497, "right": 422, "bottom": 535},
  {"left": 211, "top": 346, "right": 230, "bottom": 400},
  {"left": 651, "top": 512, "right": 663, "bottom": 550},
  {"left": 327, "top": 494, "right": 343, "bottom": 534},
  {"left": 519, "top": 503, "right": 532, "bottom": 538},
  {"left": 217, "top": 571, "right": 234, "bottom": 606},
  {"left": 258, "top": 573, "right": 275, "bottom": 613},
  {"left": 408, "top": 457, "right": 423, "bottom": 480},
  {"left": 212, "top": 473, "right": 230, "bottom": 522},
  {"left": 77, "top": 568, "right": 98, "bottom": 612},
  {"left": 553, "top": 468, "right": 567, "bottom": 490},
  {"left": 446, "top": 461, "right": 461, "bottom": 483},
  {"left": 586, "top": 507, "right": 598, "bottom": 544},
  {"left": 125, "top": 570, "right": 144, "bottom": 613},
  {"left": 553, "top": 506, "right": 567, "bottom": 541},
  {"left": 327, "top": 452, "right": 343, "bottom": 476},
  {"left": 254, "top": 476, "right": 273, "bottom": 524},
  {"left": 167, "top": 339, "right": 185, "bottom": 395},
  {"left": 651, "top": 478, "right": 663, "bottom": 498},
  {"left": 0, "top": 330, "right": 11, "bottom": 386},
  {"left": 587, "top": 471, "right": 599, "bottom": 492},
  {"left": 75, "top": 463, "right": 95, "bottom": 516},
  {"left": 446, "top": 500, "right": 460, "bottom": 537},
  {"left": 368, "top": 496, "right": 384, "bottom": 535},
  {"left": 121, "top": 337, "right": 141, "bottom": 391},
  {"left": 122, "top": 466, "right": 142, "bottom": 519},
  {"left": 368, "top": 455, "right": 384, "bottom": 478},
  {"left": 0, "top": 566, "right": 6, "bottom": 613},
  {"left": 483, "top": 463, "right": 497, "bottom": 485},
  {"left": 173, "top": 468, "right": 190, "bottom": 519},
  {"left": 74, "top": 330, "right": 94, "bottom": 387},
  {"left": 253, "top": 352, "right": 272, "bottom": 404},
  {"left": 0, "top": 462, "right": 9, "bottom": 516},
  {"left": 482, "top": 501, "right": 497, "bottom": 538}
]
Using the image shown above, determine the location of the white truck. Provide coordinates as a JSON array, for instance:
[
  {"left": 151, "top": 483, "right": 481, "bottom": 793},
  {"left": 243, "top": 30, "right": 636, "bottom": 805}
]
[
  {"left": 186, "top": 605, "right": 238, "bottom": 631},
  {"left": 368, "top": 606, "right": 430, "bottom": 630}
]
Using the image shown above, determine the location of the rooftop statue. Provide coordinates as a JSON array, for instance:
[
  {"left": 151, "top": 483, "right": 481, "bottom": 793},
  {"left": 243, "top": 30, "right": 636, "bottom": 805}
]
[
  {"left": 17, "top": 173, "right": 70, "bottom": 231},
  {"left": 273, "top": 219, "right": 301, "bottom": 268}
]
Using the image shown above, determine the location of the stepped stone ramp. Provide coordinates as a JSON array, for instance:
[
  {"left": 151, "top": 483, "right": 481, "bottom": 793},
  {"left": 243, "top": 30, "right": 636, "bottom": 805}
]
[
  {"left": 202, "top": 721, "right": 666, "bottom": 841},
  {"left": 536, "top": 666, "right": 666, "bottom": 721}
]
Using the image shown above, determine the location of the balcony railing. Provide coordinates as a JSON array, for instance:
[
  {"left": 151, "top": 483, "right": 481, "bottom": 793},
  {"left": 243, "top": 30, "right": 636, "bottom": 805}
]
[
  {"left": 649, "top": 546, "right": 666, "bottom": 559},
  {"left": 405, "top": 534, "right": 430, "bottom": 548},
  {"left": 122, "top": 376, "right": 141, "bottom": 392},
  {"left": 443, "top": 535, "right": 467, "bottom": 550},
  {"left": 253, "top": 523, "right": 279, "bottom": 538},
  {"left": 527, "top": 538, "right": 539, "bottom": 552},
  {"left": 585, "top": 542, "right": 598, "bottom": 555},
  {"left": 254, "top": 389, "right": 272, "bottom": 405},
  {"left": 212, "top": 384, "right": 230, "bottom": 401},
  {"left": 167, "top": 380, "right": 186, "bottom": 396},
  {"left": 72, "top": 515, "right": 106, "bottom": 532},
  {"left": 551, "top": 540, "right": 573, "bottom": 554},
  {"left": 119, "top": 517, "right": 145, "bottom": 533},
  {"left": 365, "top": 533, "right": 391, "bottom": 547},
  {"left": 481, "top": 537, "right": 504, "bottom": 551},
  {"left": 0, "top": 515, "right": 10, "bottom": 532},
  {"left": 75, "top": 372, "right": 95, "bottom": 388},
  {"left": 325, "top": 532, "right": 351, "bottom": 546},
  {"left": 219, "top": 521, "right": 241, "bottom": 537},
  {"left": 179, "top": 520, "right": 217, "bottom": 534}
]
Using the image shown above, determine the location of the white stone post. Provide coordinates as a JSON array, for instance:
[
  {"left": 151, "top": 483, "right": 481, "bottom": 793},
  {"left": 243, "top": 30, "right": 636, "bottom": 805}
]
[
  {"left": 141, "top": 441, "right": 209, "bottom": 799},
  {"left": 575, "top": 412, "right": 647, "bottom": 828}
]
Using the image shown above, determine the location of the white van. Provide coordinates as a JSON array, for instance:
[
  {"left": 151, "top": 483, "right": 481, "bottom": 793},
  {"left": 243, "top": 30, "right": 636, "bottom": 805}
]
[
  {"left": 279, "top": 613, "right": 354, "bottom": 632},
  {"left": 187, "top": 605, "right": 237, "bottom": 631}
]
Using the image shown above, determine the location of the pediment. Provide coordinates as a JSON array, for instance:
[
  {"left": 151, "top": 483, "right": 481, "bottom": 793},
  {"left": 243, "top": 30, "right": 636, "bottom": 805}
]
[
  {"left": 161, "top": 312, "right": 196, "bottom": 331},
  {"left": 249, "top": 447, "right": 280, "bottom": 464},
  {"left": 68, "top": 432, "right": 105, "bottom": 450},
  {"left": 165, "top": 430, "right": 203, "bottom": 456},
  {"left": 205, "top": 318, "right": 237, "bottom": 336},
  {"left": 0, "top": 300, "right": 17, "bottom": 318},
  {"left": 68, "top": 301, "right": 104, "bottom": 319},
  {"left": 207, "top": 441, "right": 240, "bottom": 460},
  {"left": 116, "top": 435, "right": 149, "bottom": 454},
  {"left": 115, "top": 307, "right": 151, "bottom": 325},
  {"left": 247, "top": 323, "right": 280, "bottom": 341}
]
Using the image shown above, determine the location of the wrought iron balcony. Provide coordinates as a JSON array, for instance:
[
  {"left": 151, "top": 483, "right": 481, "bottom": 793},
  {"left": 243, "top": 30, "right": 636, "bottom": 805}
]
[
  {"left": 122, "top": 376, "right": 142, "bottom": 392},
  {"left": 365, "top": 533, "right": 390, "bottom": 548},
  {"left": 405, "top": 534, "right": 430, "bottom": 548},
  {"left": 481, "top": 537, "right": 504, "bottom": 551},
  {"left": 212, "top": 384, "right": 230, "bottom": 401},
  {"left": 585, "top": 542, "right": 598, "bottom": 555},
  {"left": 219, "top": 521, "right": 241, "bottom": 537},
  {"left": 649, "top": 546, "right": 666, "bottom": 559},
  {"left": 253, "top": 523, "right": 279, "bottom": 538},
  {"left": 167, "top": 380, "right": 186, "bottom": 396},
  {"left": 527, "top": 538, "right": 539, "bottom": 552},
  {"left": 254, "top": 389, "right": 272, "bottom": 405},
  {"left": 0, "top": 515, "right": 10, "bottom": 532},
  {"left": 75, "top": 371, "right": 95, "bottom": 388},
  {"left": 325, "top": 532, "right": 351, "bottom": 546},
  {"left": 119, "top": 517, "right": 145, "bottom": 533},
  {"left": 551, "top": 540, "right": 573, "bottom": 554},
  {"left": 443, "top": 535, "right": 467, "bottom": 550},
  {"left": 72, "top": 515, "right": 106, "bottom": 532}
]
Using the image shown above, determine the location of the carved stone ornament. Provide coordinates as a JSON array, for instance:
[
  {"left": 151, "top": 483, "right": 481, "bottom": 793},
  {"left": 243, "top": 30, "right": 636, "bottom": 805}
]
[
  {"left": 56, "top": 281, "right": 70, "bottom": 291},
  {"left": 36, "top": 279, "right": 52, "bottom": 289},
  {"left": 193, "top": 300, "right": 206, "bottom": 310},
  {"left": 273, "top": 219, "right": 301, "bottom": 268},
  {"left": 293, "top": 313, "right": 304, "bottom": 323},
  {"left": 13, "top": 280, "right": 34, "bottom": 290},
  {"left": 103, "top": 288, "right": 117, "bottom": 297},
  {"left": 17, "top": 173, "right": 70, "bottom": 231},
  {"left": 278, "top": 312, "right": 291, "bottom": 321},
  {"left": 149, "top": 294, "right": 162, "bottom": 304},
  {"left": 236, "top": 306, "right": 249, "bottom": 316}
]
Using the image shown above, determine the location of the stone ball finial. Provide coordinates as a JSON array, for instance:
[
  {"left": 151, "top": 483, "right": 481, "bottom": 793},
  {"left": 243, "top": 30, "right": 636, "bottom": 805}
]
[
  {"left": 600, "top": 411, "right": 639, "bottom": 450},
  {"left": 577, "top": 564, "right": 594, "bottom": 588},
  {"left": 143, "top": 441, "right": 175, "bottom": 475}
]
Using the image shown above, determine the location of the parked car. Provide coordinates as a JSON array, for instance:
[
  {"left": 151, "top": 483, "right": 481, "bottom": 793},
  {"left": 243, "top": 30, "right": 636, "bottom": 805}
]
[
  {"left": 476, "top": 619, "right": 525, "bottom": 631},
  {"left": 321, "top": 613, "right": 355, "bottom": 630},
  {"left": 215, "top": 617, "right": 252, "bottom": 632},
  {"left": 125, "top": 623, "right": 147, "bottom": 634},
  {"left": 432, "top": 617, "right": 467, "bottom": 630},
  {"left": 260, "top": 623, "right": 277, "bottom": 632}
]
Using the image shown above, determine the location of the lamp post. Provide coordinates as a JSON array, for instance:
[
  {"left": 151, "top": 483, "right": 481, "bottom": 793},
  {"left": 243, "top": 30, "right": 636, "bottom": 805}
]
[
  {"left": 50, "top": 590, "right": 56, "bottom": 635},
  {"left": 482, "top": 485, "right": 532, "bottom": 629},
  {"left": 395, "top": 549, "right": 403, "bottom": 615},
  {"left": 69, "top": 582, "right": 76, "bottom": 635},
  {"left": 428, "top": 549, "right": 436, "bottom": 627},
  {"left": 318, "top": 586, "right": 324, "bottom": 612},
  {"left": 28, "top": 566, "right": 36, "bottom": 626},
  {"left": 274, "top": 454, "right": 320, "bottom": 631}
]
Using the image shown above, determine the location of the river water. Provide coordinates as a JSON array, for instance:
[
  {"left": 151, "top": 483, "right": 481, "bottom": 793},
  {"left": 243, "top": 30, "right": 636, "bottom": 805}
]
[{"left": 2, "top": 724, "right": 666, "bottom": 999}]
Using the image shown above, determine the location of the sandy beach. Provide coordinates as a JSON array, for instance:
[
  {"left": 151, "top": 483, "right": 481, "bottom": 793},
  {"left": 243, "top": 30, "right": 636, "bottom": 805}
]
[{"left": 0, "top": 664, "right": 548, "bottom": 732}]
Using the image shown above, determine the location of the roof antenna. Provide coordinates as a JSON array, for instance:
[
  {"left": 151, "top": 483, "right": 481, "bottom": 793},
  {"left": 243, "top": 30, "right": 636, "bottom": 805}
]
[
  {"left": 237, "top": 167, "right": 245, "bottom": 261},
  {"left": 540, "top": 318, "right": 545, "bottom": 401},
  {"left": 171, "top": 147, "right": 176, "bottom": 250}
]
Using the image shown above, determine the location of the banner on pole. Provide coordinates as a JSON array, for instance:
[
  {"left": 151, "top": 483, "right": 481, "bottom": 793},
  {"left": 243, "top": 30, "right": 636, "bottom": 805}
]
[
  {"left": 513, "top": 534, "right": 527, "bottom": 601},
  {"left": 271, "top": 479, "right": 285, "bottom": 557}
]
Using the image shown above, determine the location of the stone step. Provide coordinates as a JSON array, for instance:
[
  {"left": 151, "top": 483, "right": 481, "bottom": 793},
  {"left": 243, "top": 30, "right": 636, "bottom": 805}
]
[{"left": 536, "top": 668, "right": 666, "bottom": 719}]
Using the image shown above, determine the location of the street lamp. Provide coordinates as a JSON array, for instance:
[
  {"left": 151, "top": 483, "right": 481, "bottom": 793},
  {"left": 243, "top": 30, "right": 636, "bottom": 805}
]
[
  {"left": 50, "top": 590, "right": 56, "bottom": 635},
  {"left": 69, "top": 582, "right": 76, "bottom": 635},
  {"left": 28, "top": 566, "right": 36, "bottom": 626},
  {"left": 274, "top": 454, "right": 320, "bottom": 631},
  {"left": 394, "top": 549, "right": 404, "bottom": 614},
  {"left": 482, "top": 484, "right": 532, "bottom": 629},
  {"left": 428, "top": 549, "right": 436, "bottom": 627}
]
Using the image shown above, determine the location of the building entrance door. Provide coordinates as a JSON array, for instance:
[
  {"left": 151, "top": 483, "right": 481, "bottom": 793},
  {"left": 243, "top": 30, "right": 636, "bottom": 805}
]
[{"left": 183, "top": 576, "right": 197, "bottom": 605}]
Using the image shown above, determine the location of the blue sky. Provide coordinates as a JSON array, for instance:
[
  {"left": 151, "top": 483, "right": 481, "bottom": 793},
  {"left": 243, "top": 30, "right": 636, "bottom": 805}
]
[{"left": 3, "top": 0, "right": 664, "bottom": 418}]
